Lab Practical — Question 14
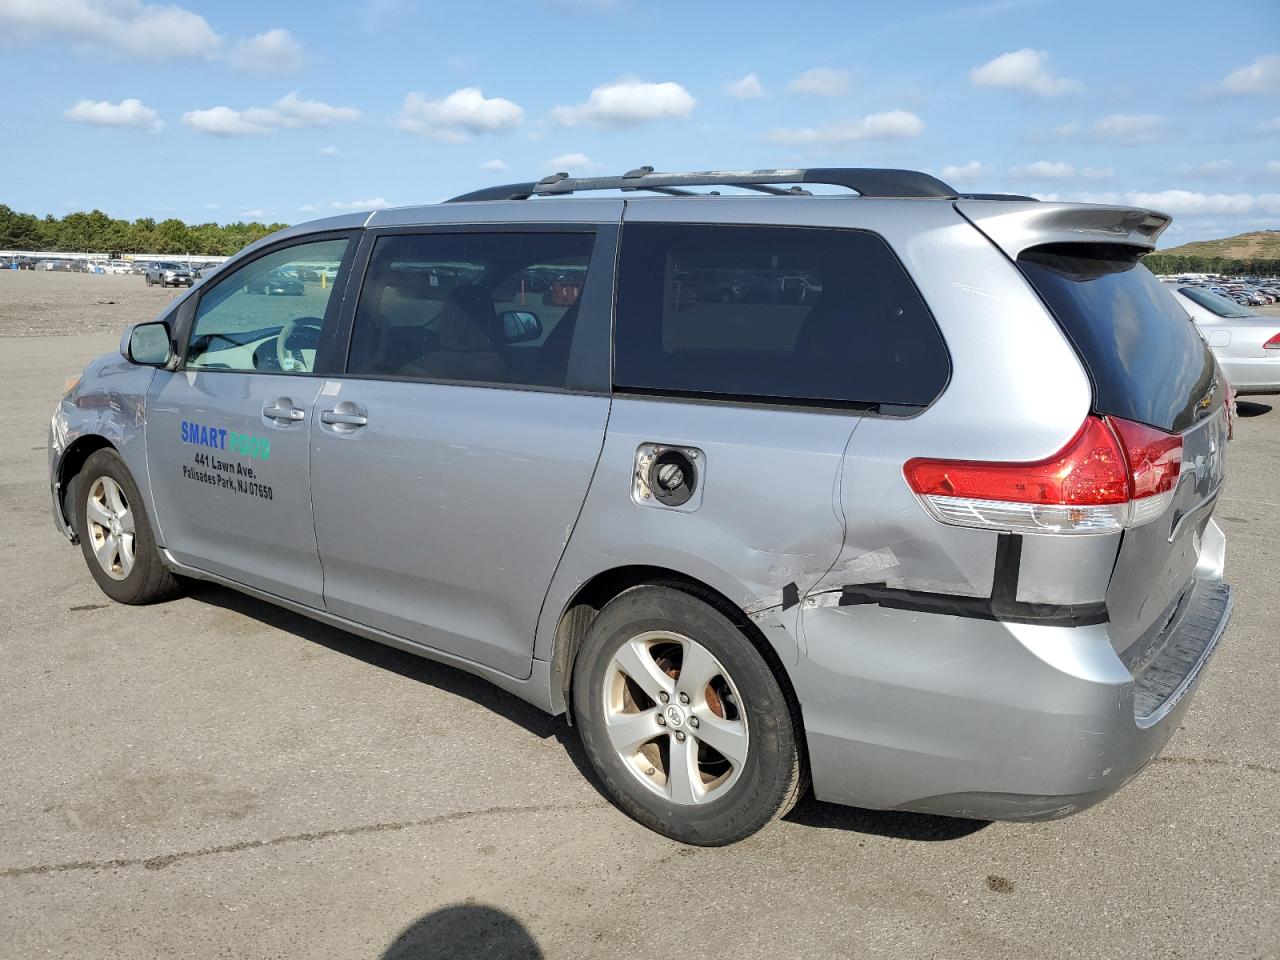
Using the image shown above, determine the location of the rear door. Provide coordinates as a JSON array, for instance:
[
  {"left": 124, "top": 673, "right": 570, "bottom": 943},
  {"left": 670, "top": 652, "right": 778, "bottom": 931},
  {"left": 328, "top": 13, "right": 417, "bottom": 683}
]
[
  {"left": 307, "top": 224, "right": 617, "bottom": 678},
  {"left": 1016, "top": 244, "right": 1227, "bottom": 655},
  {"left": 145, "top": 233, "right": 357, "bottom": 607}
]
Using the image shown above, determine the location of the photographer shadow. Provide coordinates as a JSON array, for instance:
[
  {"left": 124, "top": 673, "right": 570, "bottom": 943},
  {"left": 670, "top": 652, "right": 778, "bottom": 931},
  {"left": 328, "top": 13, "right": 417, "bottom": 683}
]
[{"left": 383, "top": 904, "right": 542, "bottom": 960}]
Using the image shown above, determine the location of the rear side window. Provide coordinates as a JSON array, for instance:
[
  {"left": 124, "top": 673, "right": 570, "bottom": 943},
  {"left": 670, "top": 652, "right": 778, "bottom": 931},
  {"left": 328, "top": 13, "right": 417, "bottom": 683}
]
[
  {"left": 346, "top": 232, "right": 594, "bottom": 390},
  {"left": 1018, "top": 245, "right": 1216, "bottom": 433},
  {"left": 613, "top": 223, "right": 949, "bottom": 409}
]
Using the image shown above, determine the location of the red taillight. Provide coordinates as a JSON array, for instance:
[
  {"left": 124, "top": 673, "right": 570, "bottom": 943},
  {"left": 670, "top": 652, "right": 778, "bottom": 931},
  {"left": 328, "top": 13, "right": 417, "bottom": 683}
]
[
  {"left": 904, "top": 417, "right": 1129, "bottom": 505},
  {"left": 1264, "top": 332, "right": 1280, "bottom": 350},
  {"left": 1109, "top": 417, "right": 1181, "bottom": 500},
  {"left": 904, "top": 416, "right": 1182, "bottom": 535}
]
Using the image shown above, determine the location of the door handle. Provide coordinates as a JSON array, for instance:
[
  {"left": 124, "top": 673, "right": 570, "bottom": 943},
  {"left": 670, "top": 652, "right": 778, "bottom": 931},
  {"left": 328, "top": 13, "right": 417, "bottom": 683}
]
[
  {"left": 263, "top": 401, "right": 305, "bottom": 421},
  {"left": 320, "top": 410, "right": 368, "bottom": 427}
]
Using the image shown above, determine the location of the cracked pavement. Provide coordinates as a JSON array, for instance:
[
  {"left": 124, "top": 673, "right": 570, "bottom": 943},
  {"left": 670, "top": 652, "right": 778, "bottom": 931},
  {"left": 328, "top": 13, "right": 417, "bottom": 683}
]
[{"left": 2, "top": 278, "right": 1278, "bottom": 959}]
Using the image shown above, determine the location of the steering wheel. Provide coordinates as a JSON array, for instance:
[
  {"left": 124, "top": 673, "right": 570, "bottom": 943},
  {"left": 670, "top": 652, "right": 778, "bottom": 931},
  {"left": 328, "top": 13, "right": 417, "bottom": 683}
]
[{"left": 276, "top": 316, "right": 324, "bottom": 372}]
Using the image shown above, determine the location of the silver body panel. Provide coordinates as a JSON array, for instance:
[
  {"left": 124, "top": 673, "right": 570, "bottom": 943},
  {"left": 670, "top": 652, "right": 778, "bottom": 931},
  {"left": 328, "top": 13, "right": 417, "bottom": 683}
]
[{"left": 50, "top": 191, "right": 1233, "bottom": 821}]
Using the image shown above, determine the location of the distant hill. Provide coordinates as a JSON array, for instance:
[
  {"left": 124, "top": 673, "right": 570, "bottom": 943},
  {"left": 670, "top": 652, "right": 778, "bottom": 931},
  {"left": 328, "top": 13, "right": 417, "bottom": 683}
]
[{"left": 1157, "top": 230, "right": 1280, "bottom": 260}]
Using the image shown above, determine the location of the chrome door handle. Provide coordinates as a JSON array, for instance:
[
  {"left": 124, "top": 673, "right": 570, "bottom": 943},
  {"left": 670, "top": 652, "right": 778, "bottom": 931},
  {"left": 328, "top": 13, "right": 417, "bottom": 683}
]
[
  {"left": 263, "top": 403, "right": 305, "bottom": 421},
  {"left": 320, "top": 410, "right": 368, "bottom": 426}
]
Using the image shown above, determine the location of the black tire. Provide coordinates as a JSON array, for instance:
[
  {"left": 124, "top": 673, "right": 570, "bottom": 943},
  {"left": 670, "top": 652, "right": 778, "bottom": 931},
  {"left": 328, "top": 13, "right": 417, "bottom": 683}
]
[
  {"left": 572, "top": 584, "right": 806, "bottom": 845},
  {"left": 73, "top": 448, "right": 181, "bottom": 605}
]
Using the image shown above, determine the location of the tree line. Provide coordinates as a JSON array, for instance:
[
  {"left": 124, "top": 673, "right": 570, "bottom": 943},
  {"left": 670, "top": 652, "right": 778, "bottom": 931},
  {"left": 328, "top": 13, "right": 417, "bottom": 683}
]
[
  {"left": 0, "top": 204, "right": 289, "bottom": 257},
  {"left": 1139, "top": 253, "right": 1280, "bottom": 277},
  {"left": 4, "top": 203, "right": 1280, "bottom": 275}
]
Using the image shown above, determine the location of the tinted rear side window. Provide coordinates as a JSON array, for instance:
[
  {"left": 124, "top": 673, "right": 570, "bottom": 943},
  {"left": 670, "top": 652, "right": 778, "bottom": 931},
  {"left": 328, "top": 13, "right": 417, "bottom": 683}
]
[
  {"left": 1018, "top": 245, "right": 1216, "bottom": 433},
  {"left": 613, "top": 223, "right": 949, "bottom": 409}
]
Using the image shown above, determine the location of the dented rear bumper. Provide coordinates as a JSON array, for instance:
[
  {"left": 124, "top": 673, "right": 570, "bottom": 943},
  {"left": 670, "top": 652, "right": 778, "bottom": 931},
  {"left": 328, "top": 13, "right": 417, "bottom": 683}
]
[{"left": 793, "top": 565, "right": 1232, "bottom": 822}]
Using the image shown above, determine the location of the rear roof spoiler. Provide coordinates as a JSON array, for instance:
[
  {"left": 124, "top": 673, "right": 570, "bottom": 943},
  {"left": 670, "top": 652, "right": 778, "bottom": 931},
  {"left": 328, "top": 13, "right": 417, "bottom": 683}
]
[{"left": 955, "top": 200, "right": 1172, "bottom": 258}]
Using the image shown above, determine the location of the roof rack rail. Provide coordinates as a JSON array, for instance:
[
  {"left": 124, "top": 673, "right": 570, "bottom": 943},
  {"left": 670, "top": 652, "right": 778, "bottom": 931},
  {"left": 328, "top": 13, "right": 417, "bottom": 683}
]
[
  {"left": 447, "top": 166, "right": 959, "bottom": 203},
  {"left": 958, "top": 193, "right": 1040, "bottom": 202}
]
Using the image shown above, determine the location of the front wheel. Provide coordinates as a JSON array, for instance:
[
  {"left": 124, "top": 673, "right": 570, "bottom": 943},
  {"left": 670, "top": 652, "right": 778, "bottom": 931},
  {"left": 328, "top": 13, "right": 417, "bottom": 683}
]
[
  {"left": 572, "top": 584, "right": 806, "bottom": 845},
  {"left": 72, "top": 449, "right": 181, "bottom": 604}
]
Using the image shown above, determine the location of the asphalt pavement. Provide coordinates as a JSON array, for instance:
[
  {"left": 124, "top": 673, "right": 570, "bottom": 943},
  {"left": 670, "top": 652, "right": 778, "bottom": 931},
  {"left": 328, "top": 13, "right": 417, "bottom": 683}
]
[{"left": 1, "top": 321, "right": 1277, "bottom": 959}]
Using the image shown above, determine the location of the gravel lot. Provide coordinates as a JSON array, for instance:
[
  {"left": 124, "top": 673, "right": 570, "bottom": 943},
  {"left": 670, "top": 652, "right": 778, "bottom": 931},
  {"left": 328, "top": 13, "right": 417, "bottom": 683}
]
[{"left": 1, "top": 269, "right": 1277, "bottom": 959}]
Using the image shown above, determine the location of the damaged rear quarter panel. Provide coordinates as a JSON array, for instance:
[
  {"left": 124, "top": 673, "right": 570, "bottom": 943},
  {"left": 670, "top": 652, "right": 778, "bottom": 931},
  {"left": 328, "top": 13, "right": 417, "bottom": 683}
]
[{"left": 532, "top": 395, "right": 862, "bottom": 666}]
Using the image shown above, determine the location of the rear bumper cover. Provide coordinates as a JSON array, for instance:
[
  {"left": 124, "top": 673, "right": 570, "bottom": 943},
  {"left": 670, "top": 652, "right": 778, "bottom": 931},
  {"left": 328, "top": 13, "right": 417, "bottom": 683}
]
[
  {"left": 795, "top": 570, "right": 1232, "bottom": 822},
  {"left": 1218, "top": 356, "right": 1280, "bottom": 395}
]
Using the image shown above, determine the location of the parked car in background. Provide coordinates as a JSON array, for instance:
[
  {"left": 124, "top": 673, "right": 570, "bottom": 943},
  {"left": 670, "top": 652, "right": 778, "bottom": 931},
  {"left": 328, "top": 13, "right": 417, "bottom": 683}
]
[
  {"left": 245, "top": 266, "right": 304, "bottom": 295},
  {"left": 144, "top": 262, "right": 194, "bottom": 288},
  {"left": 1172, "top": 286, "right": 1280, "bottom": 395}
]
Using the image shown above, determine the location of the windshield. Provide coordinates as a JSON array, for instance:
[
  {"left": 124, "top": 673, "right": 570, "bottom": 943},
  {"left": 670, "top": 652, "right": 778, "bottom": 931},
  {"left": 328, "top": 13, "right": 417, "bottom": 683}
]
[{"left": 1178, "top": 286, "right": 1256, "bottom": 318}]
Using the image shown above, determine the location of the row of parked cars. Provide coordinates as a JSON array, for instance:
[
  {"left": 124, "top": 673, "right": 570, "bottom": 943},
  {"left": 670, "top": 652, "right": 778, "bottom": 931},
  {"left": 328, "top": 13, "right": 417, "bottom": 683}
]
[
  {"left": 5, "top": 256, "right": 226, "bottom": 278},
  {"left": 1169, "top": 275, "right": 1280, "bottom": 307}
]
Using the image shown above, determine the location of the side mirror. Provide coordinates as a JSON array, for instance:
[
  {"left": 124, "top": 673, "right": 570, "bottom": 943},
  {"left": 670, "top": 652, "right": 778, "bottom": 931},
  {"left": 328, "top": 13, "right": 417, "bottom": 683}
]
[
  {"left": 125, "top": 321, "right": 173, "bottom": 366},
  {"left": 500, "top": 309, "right": 543, "bottom": 344}
]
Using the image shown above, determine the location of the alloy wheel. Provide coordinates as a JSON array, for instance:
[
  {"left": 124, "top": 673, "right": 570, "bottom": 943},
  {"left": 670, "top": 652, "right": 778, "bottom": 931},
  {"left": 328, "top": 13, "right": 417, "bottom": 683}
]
[
  {"left": 85, "top": 476, "right": 136, "bottom": 581},
  {"left": 602, "top": 630, "right": 749, "bottom": 805}
]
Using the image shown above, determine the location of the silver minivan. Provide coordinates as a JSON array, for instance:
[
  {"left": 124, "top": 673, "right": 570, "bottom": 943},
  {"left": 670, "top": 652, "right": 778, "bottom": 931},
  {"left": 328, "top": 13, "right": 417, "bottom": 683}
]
[{"left": 49, "top": 168, "right": 1233, "bottom": 845}]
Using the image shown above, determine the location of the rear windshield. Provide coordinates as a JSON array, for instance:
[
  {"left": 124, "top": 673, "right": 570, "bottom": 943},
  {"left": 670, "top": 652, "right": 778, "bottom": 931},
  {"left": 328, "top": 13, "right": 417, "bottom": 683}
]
[
  {"left": 613, "top": 223, "right": 949, "bottom": 409},
  {"left": 1018, "top": 244, "right": 1217, "bottom": 433},
  {"left": 1178, "top": 286, "right": 1255, "bottom": 318}
]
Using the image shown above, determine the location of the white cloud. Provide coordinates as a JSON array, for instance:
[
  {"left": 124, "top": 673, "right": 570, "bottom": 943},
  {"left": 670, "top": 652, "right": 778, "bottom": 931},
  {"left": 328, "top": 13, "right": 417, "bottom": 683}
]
[
  {"left": 786, "top": 67, "right": 850, "bottom": 98},
  {"left": 479, "top": 158, "right": 508, "bottom": 172},
  {"left": 1033, "top": 189, "right": 1280, "bottom": 218},
  {"left": 939, "top": 160, "right": 987, "bottom": 184},
  {"left": 182, "top": 106, "right": 271, "bottom": 136},
  {"left": 396, "top": 88, "right": 523, "bottom": 141},
  {"left": 1171, "top": 159, "right": 1234, "bottom": 178},
  {"left": 240, "top": 209, "right": 267, "bottom": 219},
  {"left": 549, "top": 79, "right": 695, "bottom": 128},
  {"left": 318, "top": 145, "right": 339, "bottom": 156},
  {"left": 1029, "top": 114, "right": 1170, "bottom": 146},
  {"left": 182, "top": 93, "right": 360, "bottom": 136},
  {"left": 231, "top": 28, "right": 305, "bottom": 75},
  {"left": 969, "top": 48, "right": 1080, "bottom": 96},
  {"left": 330, "top": 197, "right": 394, "bottom": 210},
  {"left": 1258, "top": 116, "right": 1280, "bottom": 134},
  {"left": 547, "top": 152, "right": 597, "bottom": 172},
  {"left": 0, "top": 0, "right": 222, "bottom": 60},
  {"left": 1090, "top": 113, "right": 1170, "bottom": 144},
  {"left": 1008, "top": 160, "right": 1112, "bottom": 181},
  {"left": 1125, "top": 190, "right": 1280, "bottom": 217},
  {"left": 724, "top": 73, "right": 766, "bottom": 100},
  {"left": 765, "top": 109, "right": 924, "bottom": 146},
  {"left": 299, "top": 203, "right": 318, "bottom": 213},
  {"left": 204, "top": 203, "right": 219, "bottom": 210},
  {"left": 64, "top": 97, "right": 162, "bottom": 132},
  {"left": 1215, "top": 54, "right": 1280, "bottom": 96},
  {"left": 266, "top": 92, "right": 360, "bottom": 128},
  {"left": 1266, "top": 161, "right": 1280, "bottom": 176}
]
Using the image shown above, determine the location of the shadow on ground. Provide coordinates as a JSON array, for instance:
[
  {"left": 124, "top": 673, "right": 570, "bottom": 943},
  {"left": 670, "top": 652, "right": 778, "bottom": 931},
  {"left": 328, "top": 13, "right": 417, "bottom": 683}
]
[
  {"left": 185, "top": 582, "right": 987, "bottom": 844},
  {"left": 383, "top": 904, "right": 542, "bottom": 960},
  {"left": 1236, "top": 400, "right": 1272, "bottom": 418}
]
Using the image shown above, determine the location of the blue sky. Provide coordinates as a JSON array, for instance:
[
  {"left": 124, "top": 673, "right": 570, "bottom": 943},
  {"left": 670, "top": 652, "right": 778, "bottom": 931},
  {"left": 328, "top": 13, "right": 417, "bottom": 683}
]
[{"left": 0, "top": 0, "right": 1277, "bottom": 246}]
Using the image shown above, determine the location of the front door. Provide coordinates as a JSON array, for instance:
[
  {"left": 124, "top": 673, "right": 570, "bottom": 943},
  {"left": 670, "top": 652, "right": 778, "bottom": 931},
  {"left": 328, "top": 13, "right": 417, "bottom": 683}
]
[
  {"left": 308, "top": 227, "right": 615, "bottom": 678},
  {"left": 145, "top": 234, "right": 356, "bottom": 607}
]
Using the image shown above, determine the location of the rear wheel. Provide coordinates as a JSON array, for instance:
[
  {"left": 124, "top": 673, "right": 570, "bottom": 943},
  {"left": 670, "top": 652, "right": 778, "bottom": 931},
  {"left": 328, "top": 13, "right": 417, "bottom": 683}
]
[
  {"left": 73, "top": 449, "right": 181, "bottom": 604},
  {"left": 572, "top": 584, "right": 805, "bottom": 845}
]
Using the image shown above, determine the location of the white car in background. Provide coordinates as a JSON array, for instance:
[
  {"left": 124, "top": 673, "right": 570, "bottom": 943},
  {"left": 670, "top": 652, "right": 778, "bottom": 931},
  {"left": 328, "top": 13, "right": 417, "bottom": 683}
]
[{"left": 1172, "top": 286, "right": 1280, "bottom": 396}]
